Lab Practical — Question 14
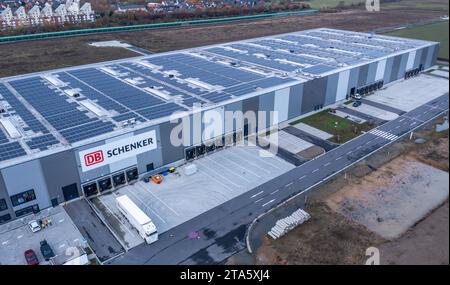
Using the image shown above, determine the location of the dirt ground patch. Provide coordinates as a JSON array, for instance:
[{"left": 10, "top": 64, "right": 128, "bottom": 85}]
[
  {"left": 251, "top": 115, "right": 449, "bottom": 264},
  {"left": 255, "top": 201, "right": 384, "bottom": 265},
  {"left": 0, "top": 8, "right": 444, "bottom": 78},
  {"left": 379, "top": 201, "right": 449, "bottom": 265},
  {"left": 326, "top": 155, "right": 449, "bottom": 240}
]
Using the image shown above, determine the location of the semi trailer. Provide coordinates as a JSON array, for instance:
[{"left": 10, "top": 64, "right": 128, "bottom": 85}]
[{"left": 116, "top": 195, "right": 158, "bottom": 244}]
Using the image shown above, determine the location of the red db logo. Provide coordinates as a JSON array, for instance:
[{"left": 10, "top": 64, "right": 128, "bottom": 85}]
[{"left": 84, "top": 150, "right": 104, "bottom": 167}]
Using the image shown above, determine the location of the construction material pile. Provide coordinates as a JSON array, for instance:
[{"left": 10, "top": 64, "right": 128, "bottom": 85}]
[{"left": 268, "top": 208, "right": 310, "bottom": 240}]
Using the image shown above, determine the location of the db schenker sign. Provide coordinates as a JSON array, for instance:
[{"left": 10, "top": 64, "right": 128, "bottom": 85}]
[{"left": 78, "top": 130, "right": 157, "bottom": 172}]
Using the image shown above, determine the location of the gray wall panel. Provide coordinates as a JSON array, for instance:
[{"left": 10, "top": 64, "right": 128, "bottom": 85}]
[
  {"left": 367, "top": 62, "right": 377, "bottom": 83},
  {"left": 243, "top": 96, "right": 260, "bottom": 132},
  {"left": 383, "top": 57, "right": 394, "bottom": 83},
  {"left": 1, "top": 160, "right": 51, "bottom": 214},
  {"left": 357, "top": 64, "right": 369, "bottom": 86},
  {"left": 347, "top": 67, "right": 359, "bottom": 94},
  {"left": 258, "top": 91, "right": 275, "bottom": 129},
  {"left": 159, "top": 121, "right": 186, "bottom": 166},
  {"left": 419, "top": 46, "right": 429, "bottom": 67},
  {"left": 325, "top": 73, "right": 339, "bottom": 106},
  {"left": 413, "top": 48, "right": 423, "bottom": 69},
  {"left": 389, "top": 55, "right": 402, "bottom": 82},
  {"left": 302, "top": 77, "right": 327, "bottom": 113},
  {"left": 224, "top": 101, "right": 243, "bottom": 133},
  {"left": 397, "top": 53, "right": 408, "bottom": 79},
  {"left": 40, "top": 150, "right": 82, "bottom": 204},
  {"left": 288, "top": 83, "right": 303, "bottom": 119},
  {"left": 0, "top": 173, "right": 14, "bottom": 221}
]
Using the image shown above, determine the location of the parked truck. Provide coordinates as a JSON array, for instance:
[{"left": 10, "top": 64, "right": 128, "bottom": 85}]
[{"left": 116, "top": 195, "right": 158, "bottom": 244}]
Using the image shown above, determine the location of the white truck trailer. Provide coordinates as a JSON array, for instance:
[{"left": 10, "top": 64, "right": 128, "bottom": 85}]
[{"left": 116, "top": 195, "right": 158, "bottom": 244}]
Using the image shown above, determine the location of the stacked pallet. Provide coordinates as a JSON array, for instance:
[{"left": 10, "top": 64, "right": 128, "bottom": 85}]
[{"left": 268, "top": 208, "right": 310, "bottom": 240}]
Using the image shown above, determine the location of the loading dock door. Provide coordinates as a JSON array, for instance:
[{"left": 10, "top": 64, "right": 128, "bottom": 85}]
[{"left": 62, "top": 183, "right": 79, "bottom": 202}]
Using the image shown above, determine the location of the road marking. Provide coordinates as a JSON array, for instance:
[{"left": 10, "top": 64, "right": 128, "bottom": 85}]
[
  {"left": 58, "top": 219, "right": 64, "bottom": 223},
  {"left": 356, "top": 145, "right": 362, "bottom": 150},
  {"left": 1, "top": 241, "right": 8, "bottom": 245},
  {"left": 251, "top": 191, "right": 264, "bottom": 198},
  {"left": 17, "top": 235, "right": 23, "bottom": 239},
  {"left": 270, "top": 189, "right": 279, "bottom": 195},
  {"left": 254, "top": 198, "right": 264, "bottom": 204},
  {"left": 262, "top": 199, "right": 276, "bottom": 207},
  {"left": 410, "top": 122, "right": 417, "bottom": 126},
  {"left": 347, "top": 150, "right": 353, "bottom": 155},
  {"left": 285, "top": 182, "right": 294, "bottom": 188},
  {"left": 399, "top": 118, "right": 405, "bottom": 122},
  {"left": 299, "top": 175, "right": 307, "bottom": 180},
  {"left": 369, "top": 129, "right": 398, "bottom": 141},
  {"left": 136, "top": 183, "right": 181, "bottom": 217},
  {"left": 324, "top": 162, "right": 331, "bottom": 167},
  {"left": 59, "top": 244, "right": 66, "bottom": 248},
  {"left": 312, "top": 169, "right": 319, "bottom": 173},
  {"left": 336, "top": 156, "right": 342, "bottom": 160}
]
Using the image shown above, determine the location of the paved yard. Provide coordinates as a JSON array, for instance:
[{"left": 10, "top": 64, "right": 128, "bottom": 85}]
[
  {"left": 0, "top": 206, "right": 87, "bottom": 265},
  {"left": 94, "top": 144, "right": 294, "bottom": 250},
  {"left": 365, "top": 73, "right": 449, "bottom": 112}
]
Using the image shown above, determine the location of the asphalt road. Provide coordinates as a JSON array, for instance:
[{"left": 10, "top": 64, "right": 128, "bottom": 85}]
[{"left": 110, "top": 94, "right": 449, "bottom": 265}]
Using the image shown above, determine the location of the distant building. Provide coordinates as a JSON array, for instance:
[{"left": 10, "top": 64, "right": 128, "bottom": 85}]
[
  {"left": 115, "top": 3, "right": 148, "bottom": 13},
  {"left": 0, "top": 0, "right": 95, "bottom": 30}
]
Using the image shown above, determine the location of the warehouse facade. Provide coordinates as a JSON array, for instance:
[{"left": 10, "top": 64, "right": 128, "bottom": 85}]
[{"left": 0, "top": 28, "right": 439, "bottom": 223}]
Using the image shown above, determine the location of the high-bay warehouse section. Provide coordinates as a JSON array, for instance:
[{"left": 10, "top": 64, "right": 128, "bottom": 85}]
[{"left": 0, "top": 28, "right": 446, "bottom": 264}]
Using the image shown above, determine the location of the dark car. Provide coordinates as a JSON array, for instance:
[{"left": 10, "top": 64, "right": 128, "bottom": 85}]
[
  {"left": 353, "top": 100, "right": 362, "bottom": 107},
  {"left": 24, "top": 249, "right": 39, "bottom": 265},
  {"left": 39, "top": 240, "right": 55, "bottom": 261}
]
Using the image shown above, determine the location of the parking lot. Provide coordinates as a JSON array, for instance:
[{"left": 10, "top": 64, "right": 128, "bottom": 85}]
[
  {"left": 365, "top": 72, "right": 449, "bottom": 112},
  {"left": 0, "top": 206, "right": 88, "bottom": 265},
  {"left": 92, "top": 144, "right": 294, "bottom": 250}
]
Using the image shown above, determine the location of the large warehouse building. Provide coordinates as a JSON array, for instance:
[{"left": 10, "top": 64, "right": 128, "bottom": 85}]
[{"left": 0, "top": 28, "right": 439, "bottom": 223}]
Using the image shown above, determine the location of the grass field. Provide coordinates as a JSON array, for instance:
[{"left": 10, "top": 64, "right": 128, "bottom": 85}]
[
  {"left": 381, "top": 0, "right": 449, "bottom": 11},
  {"left": 290, "top": 109, "right": 374, "bottom": 143},
  {"left": 305, "top": 0, "right": 365, "bottom": 9},
  {"left": 384, "top": 21, "right": 449, "bottom": 60}
]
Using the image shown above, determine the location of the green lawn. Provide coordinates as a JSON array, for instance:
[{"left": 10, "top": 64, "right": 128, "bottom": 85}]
[
  {"left": 305, "top": 0, "right": 365, "bottom": 9},
  {"left": 381, "top": 0, "right": 449, "bottom": 11},
  {"left": 384, "top": 21, "right": 449, "bottom": 60},
  {"left": 290, "top": 109, "right": 375, "bottom": 143}
]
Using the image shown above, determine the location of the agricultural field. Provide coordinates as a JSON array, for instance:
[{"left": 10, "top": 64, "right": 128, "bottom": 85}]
[{"left": 384, "top": 21, "right": 449, "bottom": 60}]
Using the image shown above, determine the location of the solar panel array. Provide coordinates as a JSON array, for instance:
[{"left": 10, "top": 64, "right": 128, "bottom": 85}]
[{"left": 0, "top": 28, "right": 430, "bottom": 163}]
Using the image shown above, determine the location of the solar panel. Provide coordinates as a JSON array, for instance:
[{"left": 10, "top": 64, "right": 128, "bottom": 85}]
[
  {"left": 0, "top": 142, "right": 27, "bottom": 162},
  {"left": 26, "top": 134, "right": 59, "bottom": 151}
]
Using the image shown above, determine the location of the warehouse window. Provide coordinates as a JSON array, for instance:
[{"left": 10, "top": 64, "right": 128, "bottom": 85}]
[
  {"left": 10, "top": 190, "right": 36, "bottom": 207},
  {"left": 15, "top": 204, "right": 39, "bottom": 218},
  {"left": 0, "top": 199, "right": 7, "bottom": 211},
  {"left": 0, "top": 214, "right": 11, "bottom": 224}
]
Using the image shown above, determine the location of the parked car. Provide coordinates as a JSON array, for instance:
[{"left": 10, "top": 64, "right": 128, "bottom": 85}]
[
  {"left": 352, "top": 93, "right": 362, "bottom": 100},
  {"left": 353, "top": 101, "right": 362, "bottom": 107},
  {"left": 28, "top": 220, "right": 41, "bottom": 233},
  {"left": 39, "top": 240, "right": 55, "bottom": 261},
  {"left": 24, "top": 249, "right": 39, "bottom": 265}
]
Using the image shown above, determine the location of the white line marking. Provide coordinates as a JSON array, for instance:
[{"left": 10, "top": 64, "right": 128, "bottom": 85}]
[
  {"left": 299, "top": 175, "right": 307, "bottom": 180},
  {"left": 17, "top": 235, "right": 23, "bottom": 239},
  {"left": 312, "top": 169, "right": 319, "bottom": 173},
  {"left": 1, "top": 241, "right": 8, "bottom": 245},
  {"left": 136, "top": 183, "right": 180, "bottom": 217},
  {"left": 336, "top": 156, "right": 342, "bottom": 160},
  {"left": 285, "top": 182, "right": 294, "bottom": 188},
  {"left": 251, "top": 191, "right": 264, "bottom": 198},
  {"left": 58, "top": 219, "right": 64, "bottom": 223},
  {"left": 254, "top": 198, "right": 264, "bottom": 204},
  {"left": 262, "top": 199, "right": 276, "bottom": 207},
  {"left": 270, "top": 189, "right": 279, "bottom": 195},
  {"left": 324, "top": 162, "right": 331, "bottom": 167}
]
